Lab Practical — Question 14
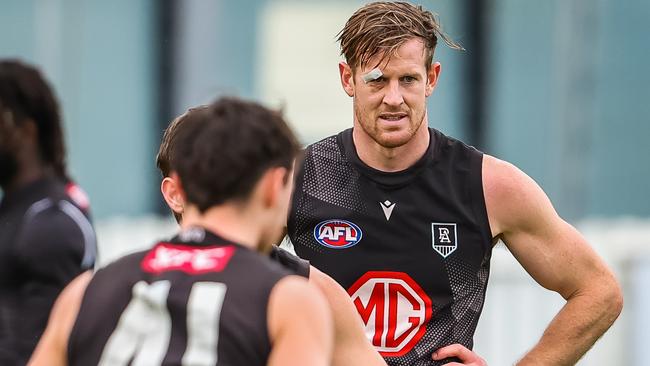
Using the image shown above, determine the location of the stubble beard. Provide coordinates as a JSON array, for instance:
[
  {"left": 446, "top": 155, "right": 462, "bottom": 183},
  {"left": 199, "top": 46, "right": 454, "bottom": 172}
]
[{"left": 354, "top": 102, "right": 426, "bottom": 149}]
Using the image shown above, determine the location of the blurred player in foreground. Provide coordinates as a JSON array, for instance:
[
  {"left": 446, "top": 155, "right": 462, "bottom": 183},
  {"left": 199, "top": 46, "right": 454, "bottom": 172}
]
[
  {"left": 155, "top": 105, "right": 387, "bottom": 366},
  {"left": 287, "top": 2, "right": 623, "bottom": 365},
  {"left": 30, "top": 97, "right": 332, "bottom": 365},
  {"left": 0, "top": 59, "right": 96, "bottom": 365}
]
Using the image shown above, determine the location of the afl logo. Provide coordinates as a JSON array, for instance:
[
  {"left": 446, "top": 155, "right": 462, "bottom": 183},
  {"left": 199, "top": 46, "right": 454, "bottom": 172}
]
[{"left": 314, "top": 219, "right": 362, "bottom": 249}]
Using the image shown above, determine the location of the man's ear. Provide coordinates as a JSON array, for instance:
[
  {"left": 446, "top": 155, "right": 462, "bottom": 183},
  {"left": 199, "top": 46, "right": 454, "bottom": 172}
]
[
  {"left": 339, "top": 61, "right": 355, "bottom": 97},
  {"left": 161, "top": 174, "right": 185, "bottom": 215},
  {"left": 425, "top": 61, "right": 442, "bottom": 97},
  {"left": 258, "top": 167, "right": 289, "bottom": 209}
]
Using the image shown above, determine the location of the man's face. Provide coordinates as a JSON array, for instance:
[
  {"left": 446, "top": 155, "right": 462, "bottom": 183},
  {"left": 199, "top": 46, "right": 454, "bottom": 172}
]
[
  {"left": 341, "top": 38, "right": 440, "bottom": 149},
  {"left": 259, "top": 166, "right": 295, "bottom": 253}
]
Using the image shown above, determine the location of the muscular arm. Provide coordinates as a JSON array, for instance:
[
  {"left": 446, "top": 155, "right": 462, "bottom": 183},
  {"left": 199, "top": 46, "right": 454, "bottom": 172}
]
[
  {"left": 483, "top": 155, "right": 623, "bottom": 365},
  {"left": 267, "top": 276, "right": 334, "bottom": 366},
  {"left": 309, "top": 267, "right": 387, "bottom": 366},
  {"left": 28, "top": 271, "right": 92, "bottom": 366}
]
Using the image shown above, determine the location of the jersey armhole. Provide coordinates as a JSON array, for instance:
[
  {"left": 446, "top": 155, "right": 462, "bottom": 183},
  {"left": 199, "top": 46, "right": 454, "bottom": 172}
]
[{"left": 469, "top": 151, "right": 494, "bottom": 252}]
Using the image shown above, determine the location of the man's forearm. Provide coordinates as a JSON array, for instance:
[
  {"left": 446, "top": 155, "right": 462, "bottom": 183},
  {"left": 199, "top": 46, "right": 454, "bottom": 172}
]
[{"left": 516, "top": 281, "right": 623, "bottom": 365}]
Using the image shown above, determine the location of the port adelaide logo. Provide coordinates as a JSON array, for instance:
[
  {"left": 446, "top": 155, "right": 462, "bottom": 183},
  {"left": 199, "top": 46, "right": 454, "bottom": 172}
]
[
  {"left": 314, "top": 219, "right": 363, "bottom": 249},
  {"left": 431, "top": 223, "right": 458, "bottom": 258}
]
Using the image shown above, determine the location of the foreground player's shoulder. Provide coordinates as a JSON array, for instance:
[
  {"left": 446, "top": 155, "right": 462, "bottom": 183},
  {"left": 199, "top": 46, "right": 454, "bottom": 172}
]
[
  {"left": 48, "top": 271, "right": 93, "bottom": 328},
  {"left": 91, "top": 249, "right": 152, "bottom": 283},
  {"left": 482, "top": 155, "right": 556, "bottom": 235},
  {"left": 270, "top": 275, "right": 320, "bottom": 304},
  {"left": 308, "top": 266, "right": 341, "bottom": 297},
  {"left": 268, "top": 275, "right": 329, "bottom": 334},
  {"left": 267, "top": 275, "right": 333, "bottom": 366}
]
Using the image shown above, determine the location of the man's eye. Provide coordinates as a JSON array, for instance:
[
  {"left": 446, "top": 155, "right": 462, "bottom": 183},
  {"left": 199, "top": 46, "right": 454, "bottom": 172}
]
[{"left": 402, "top": 76, "right": 416, "bottom": 83}]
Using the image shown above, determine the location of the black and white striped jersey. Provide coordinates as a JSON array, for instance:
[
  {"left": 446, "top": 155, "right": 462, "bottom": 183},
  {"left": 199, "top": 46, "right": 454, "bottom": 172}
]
[{"left": 68, "top": 228, "right": 292, "bottom": 366}]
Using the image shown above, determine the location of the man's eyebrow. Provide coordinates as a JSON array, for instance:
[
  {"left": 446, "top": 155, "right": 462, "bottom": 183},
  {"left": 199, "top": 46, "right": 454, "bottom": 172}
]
[{"left": 362, "top": 68, "right": 383, "bottom": 83}]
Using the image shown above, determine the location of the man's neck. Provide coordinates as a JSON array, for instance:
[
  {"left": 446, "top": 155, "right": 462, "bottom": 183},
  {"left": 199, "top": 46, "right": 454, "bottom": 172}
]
[
  {"left": 180, "top": 204, "right": 262, "bottom": 251},
  {"left": 352, "top": 123, "right": 430, "bottom": 172},
  {"left": 1, "top": 163, "right": 51, "bottom": 194}
]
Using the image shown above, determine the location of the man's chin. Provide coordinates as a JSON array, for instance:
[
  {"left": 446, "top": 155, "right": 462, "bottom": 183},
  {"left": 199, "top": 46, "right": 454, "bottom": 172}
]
[{"left": 373, "top": 131, "right": 414, "bottom": 149}]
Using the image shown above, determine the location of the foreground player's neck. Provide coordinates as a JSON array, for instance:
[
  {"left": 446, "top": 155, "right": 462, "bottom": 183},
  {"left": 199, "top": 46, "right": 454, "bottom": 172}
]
[
  {"left": 181, "top": 204, "right": 262, "bottom": 251},
  {"left": 352, "top": 121, "right": 430, "bottom": 172}
]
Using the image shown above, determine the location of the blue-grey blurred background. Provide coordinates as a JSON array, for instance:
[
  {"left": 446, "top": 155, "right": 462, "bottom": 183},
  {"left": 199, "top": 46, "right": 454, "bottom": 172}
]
[{"left": 2, "top": 0, "right": 649, "bottom": 364}]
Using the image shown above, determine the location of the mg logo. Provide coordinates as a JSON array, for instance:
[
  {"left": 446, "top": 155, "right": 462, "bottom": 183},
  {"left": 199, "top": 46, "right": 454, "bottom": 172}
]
[{"left": 348, "top": 271, "right": 432, "bottom": 357}]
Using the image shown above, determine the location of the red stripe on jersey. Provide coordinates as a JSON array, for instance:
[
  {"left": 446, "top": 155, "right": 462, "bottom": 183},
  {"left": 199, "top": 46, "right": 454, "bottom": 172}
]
[
  {"left": 65, "top": 182, "right": 91, "bottom": 211},
  {"left": 141, "top": 243, "right": 236, "bottom": 275}
]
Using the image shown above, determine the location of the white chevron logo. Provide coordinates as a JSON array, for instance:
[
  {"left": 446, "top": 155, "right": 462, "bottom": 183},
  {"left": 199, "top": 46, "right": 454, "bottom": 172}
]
[{"left": 380, "top": 200, "right": 396, "bottom": 221}]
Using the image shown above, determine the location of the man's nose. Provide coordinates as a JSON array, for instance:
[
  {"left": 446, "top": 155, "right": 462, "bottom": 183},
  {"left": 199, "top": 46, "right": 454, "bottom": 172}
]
[{"left": 382, "top": 80, "right": 404, "bottom": 106}]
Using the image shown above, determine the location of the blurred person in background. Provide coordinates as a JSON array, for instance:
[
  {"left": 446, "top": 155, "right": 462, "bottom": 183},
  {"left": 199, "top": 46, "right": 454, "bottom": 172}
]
[
  {"left": 155, "top": 105, "right": 387, "bottom": 366},
  {"left": 30, "top": 97, "right": 332, "bottom": 366},
  {"left": 0, "top": 59, "right": 96, "bottom": 365},
  {"left": 286, "top": 2, "right": 623, "bottom": 365}
]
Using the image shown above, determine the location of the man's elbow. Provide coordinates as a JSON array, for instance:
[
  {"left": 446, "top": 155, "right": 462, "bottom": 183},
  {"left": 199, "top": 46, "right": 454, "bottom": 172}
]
[
  {"left": 597, "top": 273, "right": 624, "bottom": 327},
  {"left": 607, "top": 278, "right": 624, "bottom": 321}
]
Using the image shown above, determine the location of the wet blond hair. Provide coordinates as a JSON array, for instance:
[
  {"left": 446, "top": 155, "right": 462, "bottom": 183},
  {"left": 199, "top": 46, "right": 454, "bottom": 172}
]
[{"left": 337, "top": 1, "right": 463, "bottom": 71}]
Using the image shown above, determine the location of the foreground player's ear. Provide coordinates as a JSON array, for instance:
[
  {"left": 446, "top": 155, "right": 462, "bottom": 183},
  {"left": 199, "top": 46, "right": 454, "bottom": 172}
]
[
  {"left": 161, "top": 174, "right": 185, "bottom": 214},
  {"left": 259, "top": 167, "right": 290, "bottom": 209},
  {"left": 425, "top": 61, "right": 441, "bottom": 97},
  {"left": 339, "top": 62, "right": 355, "bottom": 97}
]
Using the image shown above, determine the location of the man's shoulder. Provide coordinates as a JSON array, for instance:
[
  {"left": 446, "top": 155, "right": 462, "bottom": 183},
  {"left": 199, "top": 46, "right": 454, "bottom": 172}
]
[
  {"left": 19, "top": 177, "right": 92, "bottom": 231},
  {"left": 18, "top": 197, "right": 94, "bottom": 249},
  {"left": 295, "top": 130, "right": 349, "bottom": 179},
  {"left": 431, "top": 127, "right": 485, "bottom": 157},
  {"left": 482, "top": 155, "right": 526, "bottom": 191},
  {"left": 91, "top": 250, "right": 150, "bottom": 282},
  {"left": 237, "top": 247, "right": 297, "bottom": 280},
  {"left": 304, "top": 129, "right": 349, "bottom": 155},
  {"left": 482, "top": 154, "right": 547, "bottom": 236}
]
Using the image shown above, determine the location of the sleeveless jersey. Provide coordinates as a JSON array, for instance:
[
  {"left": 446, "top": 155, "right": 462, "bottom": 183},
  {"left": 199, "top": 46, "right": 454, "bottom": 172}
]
[
  {"left": 0, "top": 176, "right": 95, "bottom": 365},
  {"left": 68, "top": 228, "right": 291, "bottom": 366},
  {"left": 288, "top": 128, "right": 493, "bottom": 366}
]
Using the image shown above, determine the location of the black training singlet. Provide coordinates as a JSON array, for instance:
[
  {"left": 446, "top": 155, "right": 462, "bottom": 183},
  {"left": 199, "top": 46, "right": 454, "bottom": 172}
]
[
  {"left": 68, "top": 227, "right": 293, "bottom": 366},
  {"left": 288, "top": 128, "right": 493, "bottom": 366},
  {"left": 0, "top": 176, "right": 96, "bottom": 365}
]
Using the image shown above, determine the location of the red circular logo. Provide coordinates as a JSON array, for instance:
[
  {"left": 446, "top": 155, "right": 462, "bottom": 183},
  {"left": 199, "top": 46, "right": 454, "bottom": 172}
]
[{"left": 348, "top": 271, "right": 432, "bottom": 357}]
